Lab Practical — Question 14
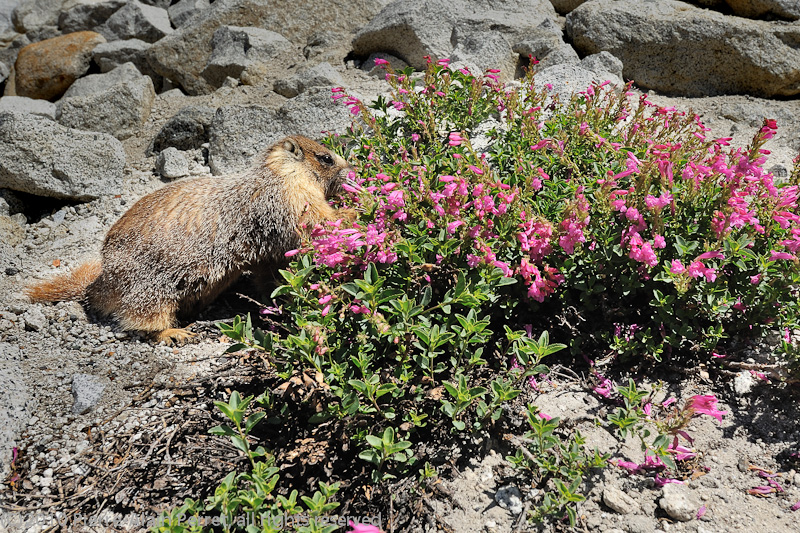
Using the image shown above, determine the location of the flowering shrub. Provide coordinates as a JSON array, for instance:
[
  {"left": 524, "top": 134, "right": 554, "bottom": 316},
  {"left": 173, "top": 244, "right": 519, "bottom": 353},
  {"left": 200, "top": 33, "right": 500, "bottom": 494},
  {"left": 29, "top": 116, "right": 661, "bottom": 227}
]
[{"left": 204, "top": 59, "right": 800, "bottom": 528}]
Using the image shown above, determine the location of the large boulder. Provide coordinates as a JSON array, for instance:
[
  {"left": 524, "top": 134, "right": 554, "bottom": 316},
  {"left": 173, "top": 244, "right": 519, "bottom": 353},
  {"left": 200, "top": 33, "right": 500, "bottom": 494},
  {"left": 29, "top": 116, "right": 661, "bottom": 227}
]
[
  {"left": 352, "top": 0, "right": 560, "bottom": 72},
  {"left": 208, "top": 87, "right": 354, "bottom": 174},
  {"left": 200, "top": 26, "right": 303, "bottom": 89},
  {"left": 147, "top": 0, "right": 388, "bottom": 95},
  {"left": 566, "top": 0, "right": 800, "bottom": 98},
  {"left": 0, "top": 111, "right": 125, "bottom": 200},
  {"left": 62, "top": 61, "right": 141, "bottom": 98},
  {"left": 57, "top": 73, "right": 156, "bottom": 140},
  {"left": 725, "top": 0, "right": 800, "bottom": 21},
  {"left": 13, "top": 31, "right": 106, "bottom": 100}
]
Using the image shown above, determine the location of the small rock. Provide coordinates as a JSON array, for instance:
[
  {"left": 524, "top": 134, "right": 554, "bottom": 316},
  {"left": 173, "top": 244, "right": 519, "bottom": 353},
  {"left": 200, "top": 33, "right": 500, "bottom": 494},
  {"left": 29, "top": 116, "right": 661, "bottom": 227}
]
[
  {"left": 148, "top": 105, "right": 215, "bottom": 154},
  {"left": 71, "top": 373, "right": 106, "bottom": 415},
  {"left": 22, "top": 307, "right": 47, "bottom": 332},
  {"left": 58, "top": 0, "right": 127, "bottom": 33},
  {"left": 167, "top": 0, "right": 211, "bottom": 28},
  {"left": 659, "top": 483, "right": 700, "bottom": 522},
  {"left": 0, "top": 94, "right": 58, "bottom": 118},
  {"left": 603, "top": 486, "right": 638, "bottom": 514},
  {"left": 96, "top": 0, "right": 173, "bottom": 43},
  {"left": 734, "top": 371, "right": 756, "bottom": 395},
  {"left": 156, "top": 147, "right": 189, "bottom": 179},
  {"left": 495, "top": 485, "right": 523, "bottom": 515}
]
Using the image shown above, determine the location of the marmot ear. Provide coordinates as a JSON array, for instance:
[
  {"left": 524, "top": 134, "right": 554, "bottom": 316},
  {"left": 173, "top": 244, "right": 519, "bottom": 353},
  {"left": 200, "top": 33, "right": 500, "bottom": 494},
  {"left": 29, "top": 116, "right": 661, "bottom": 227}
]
[{"left": 283, "top": 137, "right": 304, "bottom": 161}]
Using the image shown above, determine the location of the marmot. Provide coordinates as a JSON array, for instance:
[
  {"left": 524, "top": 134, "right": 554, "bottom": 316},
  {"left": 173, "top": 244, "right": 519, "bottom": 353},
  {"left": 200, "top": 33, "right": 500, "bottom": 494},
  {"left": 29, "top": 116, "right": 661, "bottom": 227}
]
[{"left": 26, "top": 135, "right": 355, "bottom": 343}]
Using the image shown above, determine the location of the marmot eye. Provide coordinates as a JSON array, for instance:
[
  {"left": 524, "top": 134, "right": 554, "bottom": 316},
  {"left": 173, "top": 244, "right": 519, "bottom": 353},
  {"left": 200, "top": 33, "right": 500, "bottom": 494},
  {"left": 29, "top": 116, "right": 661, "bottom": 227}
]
[{"left": 317, "top": 154, "right": 334, "bottom": 166}]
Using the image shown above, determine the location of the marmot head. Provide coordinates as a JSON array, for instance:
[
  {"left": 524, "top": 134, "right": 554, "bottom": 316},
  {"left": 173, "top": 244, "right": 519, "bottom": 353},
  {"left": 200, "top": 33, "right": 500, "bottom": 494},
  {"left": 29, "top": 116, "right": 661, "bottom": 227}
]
[{"left": 270, "top": 135, "right": 355, "bottom": 198}]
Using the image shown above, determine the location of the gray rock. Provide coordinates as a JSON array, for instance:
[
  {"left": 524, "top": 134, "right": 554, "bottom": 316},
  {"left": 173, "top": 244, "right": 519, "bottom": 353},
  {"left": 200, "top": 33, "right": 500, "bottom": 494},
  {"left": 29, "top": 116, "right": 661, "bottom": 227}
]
[
  {"left": 361, "top": 52, "right": 409, "bottom": 76},
  {"left": 0, "top": 95, "right": 56, "bottom": 119},
  {"left": 208, "top": 86, "right": 354, "bottom": 174},
  {"left": 11, "top": 0, "right": 66, "bottom": 33},
  {"left": 725, "top": 0, "right": 800, "bottom": 21},
  {"left": 580, "top": 51, "right": 624, "bottom": 83},
  {"left": 0, "top": 61, "right": 8, "bottom": 85},
  {"left": 63, "top": 61, "right": 142, "bottom": 98},
  {"left": 495, "top": 485, "right": 523, "bottom": 515},
  {"left": 534, "top": 63, "right": 600, "bottom": 97},
  {"left": 96, "top": 0, "right": 172, "bottom": 44},
  {"left": 659, "top": 483, "right": 700, "bottom": 522},
  {"left": 58, "top": 0, "right": 126, "bottom": 33},
  {"left": 549, "top": 0, "right": 589, "bottom": 14},
  {"left": 22, "top": 307, "right": 47, "bottom": 332},
  {"left": 0, "top": 213, "right": 24, "bottom": 245},
  {"left": 566, "top": 0, "right": 800, "bottom": 97},
  {"left": 352, "top": 0, "right": 560, "bottom": 71},
  {"left": 91, "top": 39, "right": 163, "bottom": 88},
  {"left": 168, "top": 0, "right": 210, "bottom": 28},
  {"left": 201, "top": 25, "right": 302, "bottom": 89},
  {"left": 0, "top": 1, "right": 15, "bottom": 34},
  {"left": 57, "top": 75, "right": 155, "bottom": 140},
  {"left": 146, "top": 0, "right": 390, "bottom": 95},
  {"left": 71, "top": 373, "right": 106, "bottom": 414},
  {"left": 449, "top": 26, "right": 516, "bottom": 80},
  {"left": 156, "top": 147, "right": 189, "bottom": 178},
  {"left": 603, "top": 486, "right": 638, "bottom": 514},
  {"left": 273, "top": 62, "right": 344, "bottom": 98},
  {"left": 0, "top": 33, "right": 30, "bottom": 71},
  {"left": 0, "top": 111, "right": 125, "bottom": 200},
  {"left": 0, "top": 343, "right": 32, "bottom": 480},
  {"left": 149, "top": 105, "right": 215, "bottom": 154},
  {"left": 514, "top": 34, "right": 580, "bottom": 70},
  {"left": 208, "top": 104, "right": 282, "bottom": 175},
  {"left": 275, "top": 87, "right": 357, "bottom": 150}
]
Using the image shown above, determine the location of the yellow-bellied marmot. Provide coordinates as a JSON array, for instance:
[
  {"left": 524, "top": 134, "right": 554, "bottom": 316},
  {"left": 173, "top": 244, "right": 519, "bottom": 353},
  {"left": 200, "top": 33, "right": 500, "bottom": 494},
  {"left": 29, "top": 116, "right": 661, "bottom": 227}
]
[{"left": 26, "top": 135, "right": 355, "bottom": 343}]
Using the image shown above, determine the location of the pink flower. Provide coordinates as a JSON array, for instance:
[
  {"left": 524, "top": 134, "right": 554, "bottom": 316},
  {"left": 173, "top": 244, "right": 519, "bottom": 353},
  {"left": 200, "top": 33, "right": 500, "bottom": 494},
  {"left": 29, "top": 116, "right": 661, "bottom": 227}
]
[
  {"left": 348, "top": 521, "right": 383, "bottom": 533},
  {"left": 373, "top": 58, "right": 389, "bottom": 66},
  {"left": 750, "top": 274, "right": 761, "bottom": 284},
  {"left": 653, "top": 235, "right": 666, "bottom": 249},
  {"left": 670, "top": 259, "right": 685, "bottom": 274},
  {"left": 468, "top": 165, "right": 484, "bottom": 175},
  {"left": 696, "top": 505, "right": 707, "bottom": 519},
  {"left": 285, "top": 249, "right": 300, "bottom": 257},
  {"left": 696, "top": 250, "right": 724, "bottom": 261},
  {"left": 321, "top": 304, "right": 331, "bottom": 316},
  {"left": 448, "top": 132, "right": 463, "bottom": 146},
  {"left": 538, "top": 412, "right": 552, "bottom": 421},
  {"left": 446, "top": 220, "right": 465, "bottom": 234},
  {"left": 686, "top": 395, "right": 727, "bottom": 422},
  {"left": 769, "top": 250, "right": 796, "bottom": 261},
  {"left": 318, "top": 295, "right": 333, "bottom": 305}
]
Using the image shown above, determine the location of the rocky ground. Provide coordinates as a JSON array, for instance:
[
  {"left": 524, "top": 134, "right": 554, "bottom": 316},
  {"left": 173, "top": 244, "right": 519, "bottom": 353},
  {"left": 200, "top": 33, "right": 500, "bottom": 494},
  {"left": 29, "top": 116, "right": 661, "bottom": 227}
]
[{"left": 1, "top": 0, "right": 800, "bottom": 532}]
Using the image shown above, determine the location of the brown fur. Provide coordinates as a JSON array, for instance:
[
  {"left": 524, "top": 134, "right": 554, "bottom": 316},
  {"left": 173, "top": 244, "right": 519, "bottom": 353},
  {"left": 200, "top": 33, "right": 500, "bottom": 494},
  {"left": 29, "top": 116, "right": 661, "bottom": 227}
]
[{"left": 26, "top": 135, "right": 355, "bottom": 343}]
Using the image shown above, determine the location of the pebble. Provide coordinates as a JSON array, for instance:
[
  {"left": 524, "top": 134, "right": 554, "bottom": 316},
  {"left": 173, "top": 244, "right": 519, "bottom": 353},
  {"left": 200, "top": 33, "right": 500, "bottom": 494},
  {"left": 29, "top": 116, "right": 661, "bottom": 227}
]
[
  {"left": 659, "top": 484, "right": 700, "bottom": 522},
  {"left": 494, "top": 485, "right": 523, "bottom": 515},
  {"left": 603, "top": 486, "right": 638, "bottom": 514}
]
